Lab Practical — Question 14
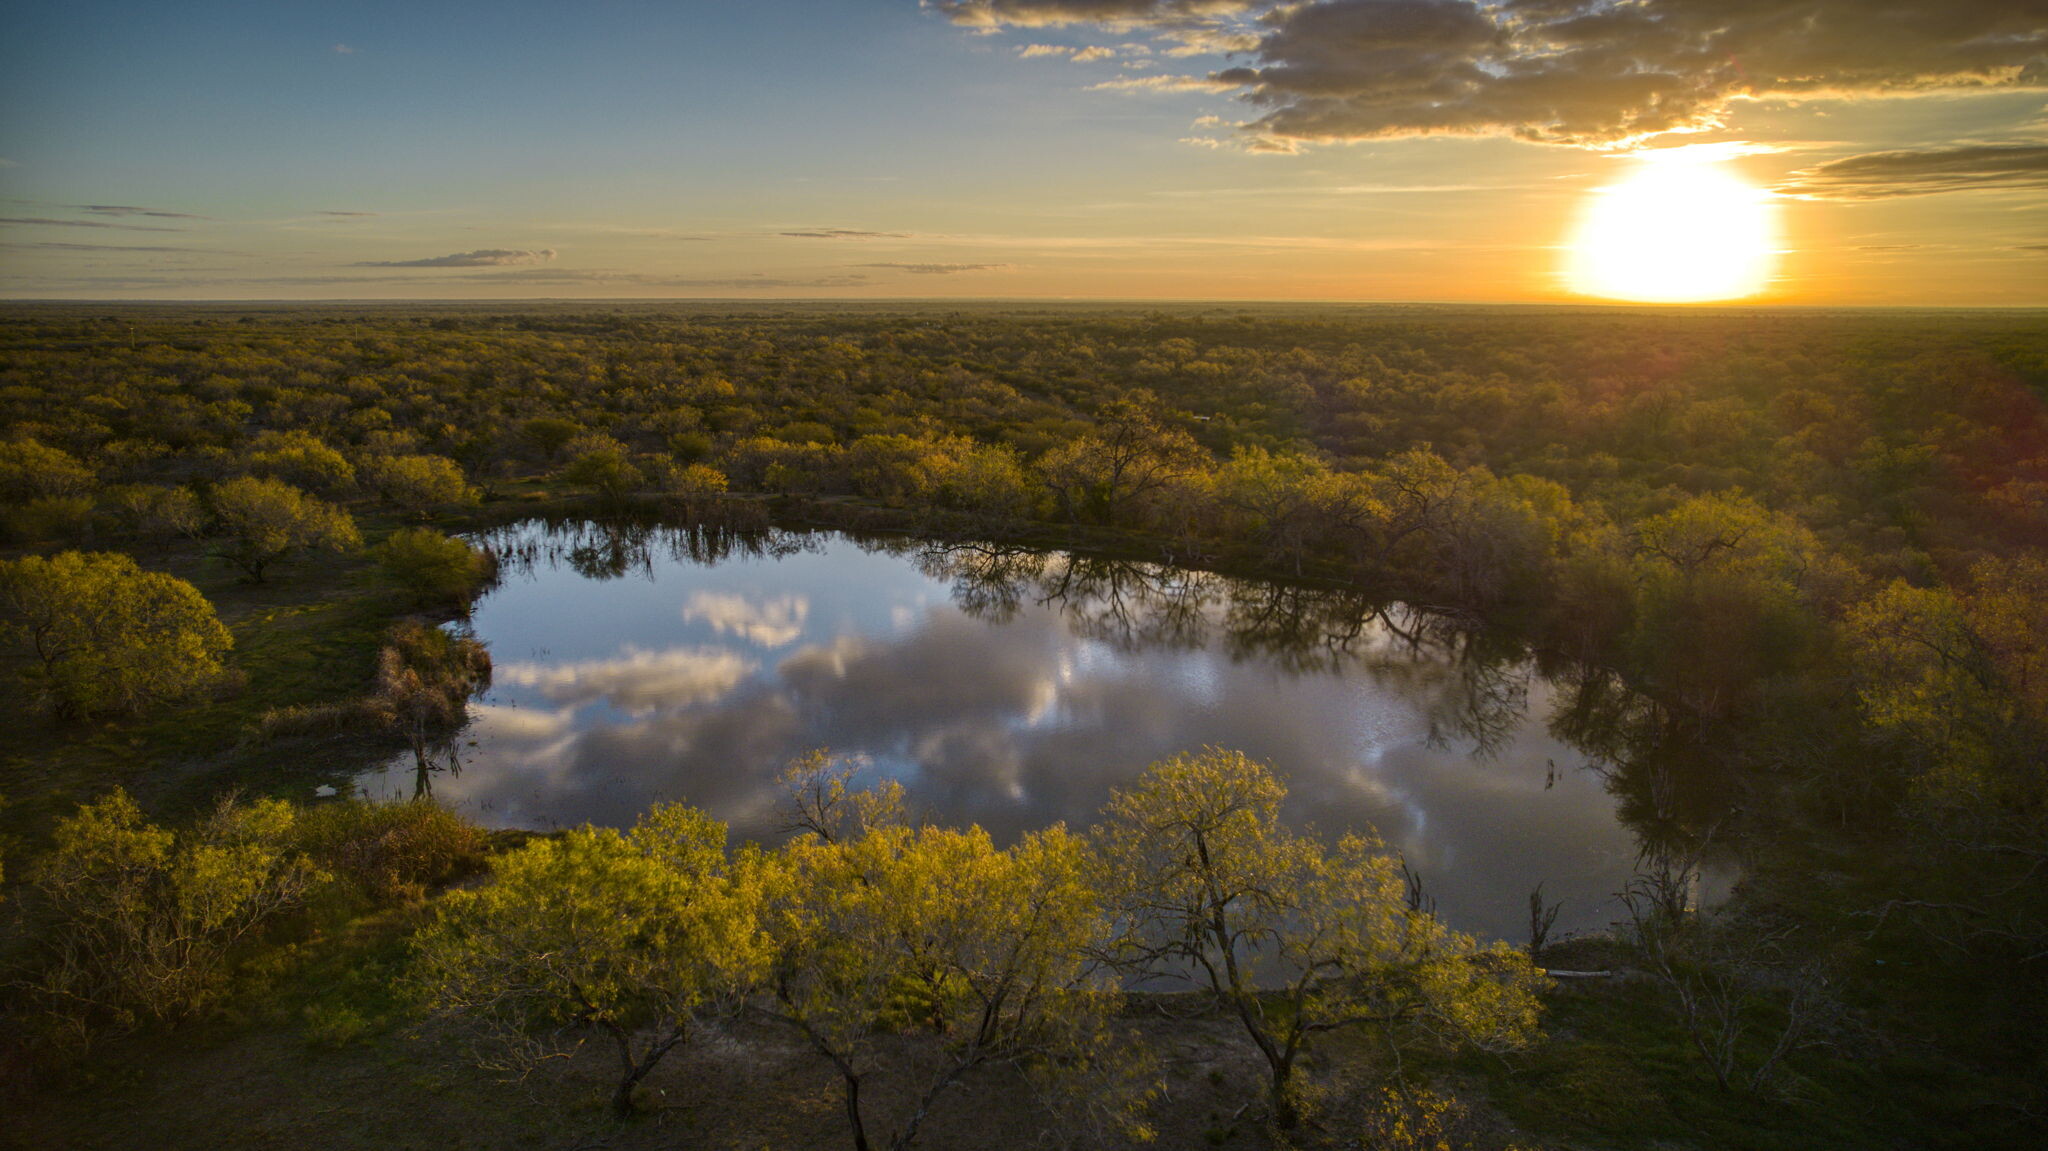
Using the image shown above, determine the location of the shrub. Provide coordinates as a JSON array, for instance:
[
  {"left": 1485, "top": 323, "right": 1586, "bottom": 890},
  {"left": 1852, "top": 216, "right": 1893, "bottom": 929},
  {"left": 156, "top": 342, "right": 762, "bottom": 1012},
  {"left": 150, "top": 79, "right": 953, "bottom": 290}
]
[
  {"left": 293, "top": 799, "right": 486, "bottom": 904},
  {"left": 244, "top": 699, "right": 383, "bottom": 745},
  {"left": 375, "top": 527, "right": 493, "bottom": 607},
  {"left": 17, "top": 790, "right": 324, "bottom": 1047},
  {"left": 207, "top": 475, "right": 361, "bottom": 581},
  {"left": 359, "top": 453, "right": 478, "bottom": 516},
  {"left": 0, "top": 551, "right": 234, "bottom": 717}
]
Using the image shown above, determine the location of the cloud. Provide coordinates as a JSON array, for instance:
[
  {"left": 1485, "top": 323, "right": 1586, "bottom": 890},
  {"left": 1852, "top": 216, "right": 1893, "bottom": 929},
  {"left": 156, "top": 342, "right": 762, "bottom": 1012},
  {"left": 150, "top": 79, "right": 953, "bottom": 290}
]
[
  {"left": 1019, "top": 43, "right": 1073, "bottom": 57},
  {"left": 932, "top": 1, "right": 1254, "bottom": 31},
  {"left": 0, "top": 241, "right": 208, "bottom": 253},
  {"left": 1777, "top": 144, "right": 2048, "bottom": 199},
  {"left": 318, "top": 209, "right": 376, "bottom": 217},
  {"left": 497, "top": 647, "right": 755, "bottom": 713},
  {"left": 945, "top": 0, "right": 2048, "bottom": 148},
  {"left": 81, "top": 204, "right": 207, "bottom": 219},
  {"left": 779, "top": 228, "right": 913, "bottom": 239},
  {"left": 354, "top": 247, "right": 558, "bottom": 267},
  {"left": 682, "top": 593, "right": 811, "bottom": 648},
  {"left": 333, "top": 43, "right": 355, "bottom": 54},
  {"left": 857, "top": 262, "right": 1012, "bottom": 274},
  {"left": 1089, "top": 72, "right": 1235, "bottom": 92},
  {"left": 0, "top": 216, "right": 183, "bottom": 232},
  {"left": 1072, "top": 45, "right": 1116, "bottom": 62}
]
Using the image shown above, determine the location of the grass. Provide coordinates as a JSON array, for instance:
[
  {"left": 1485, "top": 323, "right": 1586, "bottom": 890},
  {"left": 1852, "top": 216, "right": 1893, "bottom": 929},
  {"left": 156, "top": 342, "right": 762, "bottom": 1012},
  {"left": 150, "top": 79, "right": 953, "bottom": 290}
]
[{"left": 0, "top": 507, "right": 464, "bottom": 849}]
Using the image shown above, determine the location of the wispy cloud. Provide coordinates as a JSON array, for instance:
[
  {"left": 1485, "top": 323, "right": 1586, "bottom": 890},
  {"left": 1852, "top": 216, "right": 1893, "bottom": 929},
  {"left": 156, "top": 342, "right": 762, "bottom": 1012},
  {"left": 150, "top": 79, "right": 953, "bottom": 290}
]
[
  {"left": 857, "top": 262, "right": 1013, "bottom": 274},
  {"left": 780, "top": 228, "right": 913, "bottom": 240},
  {"left": 80, "top": 204, "right": 209, "bottom": 220},
  {"left": 1778, "top": 144, "right": 2048, "bottom": 199},
  {"left": 354, "top": 247, "right": 559, "bottom": 267},
  {"left": 1089, "top": 73, "right": 1233, "bottom": 93},
  {"left": 333, "top": 43, "right": 355, "bottom": 55},
  {"left": 318, "top": 209, "right": 376, "bottom": 217},
  {"left": 0, "top": 241, "right": 212, "bottom": 253},
  {"left": 0, "top": 216, "right": 183, "bottom": 232}
]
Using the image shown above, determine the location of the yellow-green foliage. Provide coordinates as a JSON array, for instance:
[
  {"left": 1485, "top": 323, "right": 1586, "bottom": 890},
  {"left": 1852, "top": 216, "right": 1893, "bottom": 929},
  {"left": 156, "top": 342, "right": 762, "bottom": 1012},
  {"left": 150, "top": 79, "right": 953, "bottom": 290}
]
[
  {"left": 1352, "top": 1083, "right": 1504, "bottom": 1151},
  {"left": 242, "top": 430, "right": 357, "bottom": 495},
  {"left": 0, "top": 437, "right": 95, "bottom": 502},
  {"left": 1094, "top": 749, "right": 1545, "bottom": 1127},
  {"left": 292, "top": 800, "right": 486, "bottom": 904},
  {"left": 409, "top": 804, "right": 776, "bottom": 1111},
  {"left": 359, "top": 453, "right": 478, "bottom": 514},
  {"left": 0, "top": 550, "right": 233, "bottom": 716},
  {"left": 769, "top": 810, "right": 1125, "bottom": 1149},
  {"left": 20, "top": 789, "right": 324, "bottom": 1045},
  {"left": 374, "top": 527, "right": 493, "bottom": 606},
  {"left": 207, "top": 475, "right": 361, "bottom": 581}
]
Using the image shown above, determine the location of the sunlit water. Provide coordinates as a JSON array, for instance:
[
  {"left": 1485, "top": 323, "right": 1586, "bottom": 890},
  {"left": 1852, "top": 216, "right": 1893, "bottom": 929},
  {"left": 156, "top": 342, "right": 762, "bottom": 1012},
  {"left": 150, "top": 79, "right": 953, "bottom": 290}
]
[{"left": 356, "top": 520, "right": 1717, "bottom": 941}]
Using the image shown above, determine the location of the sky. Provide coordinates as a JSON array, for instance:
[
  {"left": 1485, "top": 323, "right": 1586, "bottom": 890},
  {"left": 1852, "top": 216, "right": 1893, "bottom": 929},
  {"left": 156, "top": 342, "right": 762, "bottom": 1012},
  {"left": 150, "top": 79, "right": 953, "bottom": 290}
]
[{"left": 1, "top": 0, "right": 2043, "bottom": 304}]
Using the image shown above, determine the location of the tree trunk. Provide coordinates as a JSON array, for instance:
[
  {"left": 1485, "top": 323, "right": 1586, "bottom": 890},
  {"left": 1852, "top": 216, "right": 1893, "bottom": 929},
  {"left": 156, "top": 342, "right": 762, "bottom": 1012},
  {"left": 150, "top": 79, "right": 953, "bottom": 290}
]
[
  {"left": 1269, "top": 1058, "right": 1301, "bottom": 1130},
  {"left": 841, "top": 1069, "right": 871, "bottom": 1151},
  {"left": 608, "top": 1022, "right": 686, "bottom": 1118}
]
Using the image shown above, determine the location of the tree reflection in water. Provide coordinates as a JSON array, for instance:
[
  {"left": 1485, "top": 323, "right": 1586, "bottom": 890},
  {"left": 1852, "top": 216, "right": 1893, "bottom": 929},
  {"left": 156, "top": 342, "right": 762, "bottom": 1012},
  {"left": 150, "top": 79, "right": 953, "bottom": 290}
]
[{"left": 362, "top": 521, "right": 1737, "bottom": 937}]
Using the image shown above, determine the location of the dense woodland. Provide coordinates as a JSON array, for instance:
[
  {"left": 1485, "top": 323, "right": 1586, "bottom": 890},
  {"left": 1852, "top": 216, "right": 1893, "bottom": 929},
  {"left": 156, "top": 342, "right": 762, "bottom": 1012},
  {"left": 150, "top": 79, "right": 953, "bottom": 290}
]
[{"left": 1, "top": 302, "right": 2045, "bottom": 1149}]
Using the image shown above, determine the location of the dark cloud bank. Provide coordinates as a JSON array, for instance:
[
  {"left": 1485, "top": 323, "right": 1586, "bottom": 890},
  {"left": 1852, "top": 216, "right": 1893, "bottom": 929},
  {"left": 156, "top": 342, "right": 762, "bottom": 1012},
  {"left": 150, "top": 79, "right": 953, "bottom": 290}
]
[{"left": 945, "top": 1, "right": 2047, "bottom": 147}]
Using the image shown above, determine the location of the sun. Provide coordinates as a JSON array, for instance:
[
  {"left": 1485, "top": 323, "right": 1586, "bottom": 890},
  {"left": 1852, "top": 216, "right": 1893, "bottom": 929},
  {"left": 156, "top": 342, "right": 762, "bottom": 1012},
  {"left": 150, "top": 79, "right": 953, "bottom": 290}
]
[{"left": 1566, "top": 150, "right": 1780, "bottom": 303}]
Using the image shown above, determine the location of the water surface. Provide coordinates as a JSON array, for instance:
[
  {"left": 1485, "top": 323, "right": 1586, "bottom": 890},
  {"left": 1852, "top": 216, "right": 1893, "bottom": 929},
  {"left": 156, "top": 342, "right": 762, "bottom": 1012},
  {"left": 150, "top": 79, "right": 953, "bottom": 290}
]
[{"left": 357, "top": 520, "right": 1688, "bottom": 940}]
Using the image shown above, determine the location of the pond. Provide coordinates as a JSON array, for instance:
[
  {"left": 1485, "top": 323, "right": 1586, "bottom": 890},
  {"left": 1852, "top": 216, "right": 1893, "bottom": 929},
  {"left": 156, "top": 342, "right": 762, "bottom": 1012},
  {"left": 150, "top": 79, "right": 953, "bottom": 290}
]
[{"left": 355, "top": 519, "right": 1720, "bottom": 942}]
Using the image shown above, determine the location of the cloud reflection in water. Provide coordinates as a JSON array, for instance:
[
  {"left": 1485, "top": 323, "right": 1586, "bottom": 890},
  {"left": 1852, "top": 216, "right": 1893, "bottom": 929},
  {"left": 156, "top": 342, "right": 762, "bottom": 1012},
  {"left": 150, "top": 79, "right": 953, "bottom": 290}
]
[{"left": 358, "top": 523, "right": 1673, "bottom": 940}]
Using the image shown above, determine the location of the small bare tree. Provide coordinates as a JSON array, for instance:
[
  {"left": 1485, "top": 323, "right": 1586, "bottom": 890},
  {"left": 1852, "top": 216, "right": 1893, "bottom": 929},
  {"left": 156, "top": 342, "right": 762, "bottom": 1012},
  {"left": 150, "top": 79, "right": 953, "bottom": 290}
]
[{"left": 1621, "top": 870, "right": 1837, "bottom": 1094}]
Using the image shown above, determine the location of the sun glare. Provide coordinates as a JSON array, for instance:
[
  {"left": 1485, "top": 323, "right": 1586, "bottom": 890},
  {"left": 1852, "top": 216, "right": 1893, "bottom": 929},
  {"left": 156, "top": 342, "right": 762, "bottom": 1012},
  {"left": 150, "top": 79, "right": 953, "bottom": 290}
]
[{"left": 1567, "top": 150, "right": 1779, "bottom": 303}]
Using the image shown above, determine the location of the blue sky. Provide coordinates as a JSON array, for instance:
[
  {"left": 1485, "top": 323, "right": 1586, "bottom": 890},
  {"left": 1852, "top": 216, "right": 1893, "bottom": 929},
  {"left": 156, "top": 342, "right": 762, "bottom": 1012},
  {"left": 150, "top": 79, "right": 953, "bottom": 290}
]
[{"left": 3, "top": 0, "right": 2043, "bottom": 302}]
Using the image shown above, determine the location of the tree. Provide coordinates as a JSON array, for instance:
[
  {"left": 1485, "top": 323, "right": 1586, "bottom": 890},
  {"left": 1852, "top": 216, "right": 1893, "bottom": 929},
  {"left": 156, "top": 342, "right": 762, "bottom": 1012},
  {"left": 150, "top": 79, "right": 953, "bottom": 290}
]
[
  {"left": 1037, "top": 397, "right": 1207, "bottom": 526},
  {"left": 0, "top": 437, "right": 95, "bottom": 502},
  {"left": 1629, "top": 492, "right": 1843, "bottom": 716},
  {"left": 207, "top": 475, "right": 361, "bottom": 581},
  {"left": 375, "top": 527, "right": 493, "bottom": 607},
  {"left": 560, "top": 436, "right": 644, "bottom": 504},
  {"left": 99, "top": 483, "right": 205, "bottom": 543},
  {"left": 1093, "top": 749, "right": 1544, "bottom": 1129},
  {"left": 767, "top": 817, "right": 1120, "bottom": 1151},
  {"left": 242, "top": 430, "right": 356, "bottom": 495},
  {"left": 0, "top": 551, "right": 233, "bottom": 716},
  {"left": 368, "top": 622, "right": 492, "bottom": 799},
  {"left": 19, "top": 789, "right": 323, "bottom": 1046},
  {"left": 409, "top": 805, "right": 776, "bottom": 1117},
  {"left": 359, "top": 453, "right": 478, "bottom": 516}
]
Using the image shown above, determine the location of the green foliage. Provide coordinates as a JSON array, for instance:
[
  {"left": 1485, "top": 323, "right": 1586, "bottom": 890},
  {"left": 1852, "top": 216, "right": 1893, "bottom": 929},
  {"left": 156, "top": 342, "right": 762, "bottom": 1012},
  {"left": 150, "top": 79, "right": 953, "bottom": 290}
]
[
  {"left": 558, "top": 436, "right": 643, "bottom": 503},
  {"left": 374, "top": 527, "right": 492, "bottom": 607},
  {"left": 207, "top": 475, "right": 361, "bottom": 581},
  {"left": 0, "top": 550, "right": 234, "bottom": 716},
  {"left": 15, "top": 789, "right": 324, "bottom": 1048}
]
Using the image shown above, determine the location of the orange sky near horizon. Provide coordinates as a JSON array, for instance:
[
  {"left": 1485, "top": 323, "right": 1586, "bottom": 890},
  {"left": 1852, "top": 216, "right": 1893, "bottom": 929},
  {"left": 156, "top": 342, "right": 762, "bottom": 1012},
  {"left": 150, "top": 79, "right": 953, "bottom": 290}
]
[{"left": 1, "top": 1, "right": 2042, "bottom": 305}]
